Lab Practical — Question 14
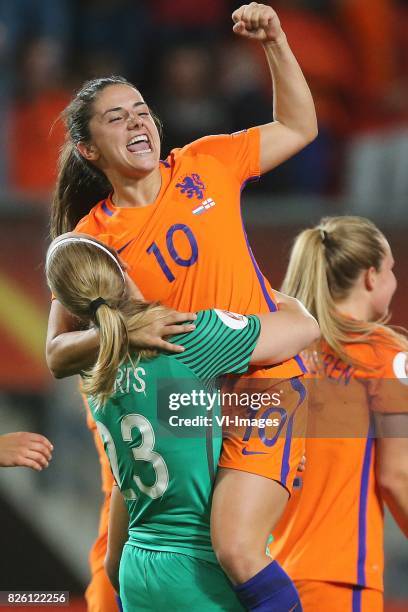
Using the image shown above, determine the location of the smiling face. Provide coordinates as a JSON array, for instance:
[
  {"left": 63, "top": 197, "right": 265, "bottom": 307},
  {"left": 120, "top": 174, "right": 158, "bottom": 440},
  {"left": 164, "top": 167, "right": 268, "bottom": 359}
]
[{"left": 78, "top": 84, "right": 161, "bottom": 179}]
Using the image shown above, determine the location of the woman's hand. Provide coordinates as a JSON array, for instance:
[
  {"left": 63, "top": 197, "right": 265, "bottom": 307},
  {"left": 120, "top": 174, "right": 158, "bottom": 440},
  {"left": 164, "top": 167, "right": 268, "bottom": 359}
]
[
  {"left": 250, "top": 290, "right": 319, "bottom": 365},
  {"left": 0, "top": 432, "right": 53, "bottom": 471},
  {"left": 232, "top": 3, "right": 283, "bottom": 44},
  {"left": 128, "top": 310, "right": 197, "bottom": 353}
]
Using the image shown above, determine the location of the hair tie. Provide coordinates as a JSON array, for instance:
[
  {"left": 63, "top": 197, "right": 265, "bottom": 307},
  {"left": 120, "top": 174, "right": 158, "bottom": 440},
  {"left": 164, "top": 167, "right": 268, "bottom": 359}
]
[
  {"left": 319, "top": 228, "right": 328, "bottom": 244},
  {"left": 90, "top": 297, "right": 107, "bottom": 318}
]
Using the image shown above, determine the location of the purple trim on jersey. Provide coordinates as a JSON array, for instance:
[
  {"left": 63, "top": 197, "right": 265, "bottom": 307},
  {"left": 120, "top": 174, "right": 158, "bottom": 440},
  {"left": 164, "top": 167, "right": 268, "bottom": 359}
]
[
  {"left": 160, "top": 159, "right": 171, "bottom": 168},
  {"left": 115, "top": 594, "right": 123, "bottom": 612},
  {"left": 238, "top": 181, "right": 276, "bottom": 312},
  {"left": 281, "top": 377, "right": 307, "bottom": 486},
  {"left": 294, "top": 354, "right": 307, "bottom": 373},
  {"left": 352, "top": 586, "right": 362, "bottom": 612},
  {"left": 357, "top": 425, "right": 374, "bottom": 585},
  {"left": 245, "top": 235, "right": 277, "bottom": 313},
  {"left": 101, "top": 201, "right": 114, "bottom": 217},
  {"left": 281, "top": 416, "right": 294, "bottom": 487},
  {"left": 118, "top": 239, "right": 135, "bottom": 254},
  {"left": 240, "top": 175, "right": 260, "bottom": 193}
]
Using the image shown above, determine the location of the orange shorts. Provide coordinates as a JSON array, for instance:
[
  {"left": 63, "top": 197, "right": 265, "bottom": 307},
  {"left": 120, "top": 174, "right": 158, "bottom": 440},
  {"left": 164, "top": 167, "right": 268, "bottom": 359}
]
[
  {"left": 218, "top": 376, "right": 307, "bottom": 493},
  {"left": 86, "top": 492, "right": 118, "bottom": 612},
  {"left": 295, "top": 580, "right": 383, "bottom": 612},
  {"left": 85, "top": 565, "right": 118, "bottom": 612}
]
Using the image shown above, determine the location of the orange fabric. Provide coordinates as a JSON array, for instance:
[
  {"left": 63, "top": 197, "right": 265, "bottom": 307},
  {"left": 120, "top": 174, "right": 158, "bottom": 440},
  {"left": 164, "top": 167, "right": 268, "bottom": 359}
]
[
  {"left": 76, "top": 128, "right": 306, "bottom": 598},
  {"left": 75, "top": 128, "right": 302, "bottom": 379},
  {"left": 84, "top": 565, "right": 117, "bottom": 612},
  {"left": 85, "top": 491, "right": 117, "bottom": 612},
  {"left": 88, "top": 489, "right": 112, "bottom": 575},
  {"left": 219, "top": 436, "right": 305, "bottom": 493},
  {"left": 295, "top": 580, "right": 383, "bottom": 612},
  {"left": 339, "top": 0, "right": 395, "bottom": 101},
  {"left": 274, "top": 9, "right": 356, "bottom": 90},
  {"left": 84, "top": 396, "right": 115, "bottom": 610},
  {"left": 10, "top": 91, "right": 70, "bottom": 195},
  {"left": 270, "top": 331, "right": 408, "bottom": 591},
  {"left": 218, "top": 376, "right": 307, "bottom": 492}
]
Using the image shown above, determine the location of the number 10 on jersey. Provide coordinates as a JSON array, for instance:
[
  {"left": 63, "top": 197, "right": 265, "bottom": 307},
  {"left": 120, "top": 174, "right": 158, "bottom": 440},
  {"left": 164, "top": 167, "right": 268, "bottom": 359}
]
[{"left": 147, "top": 223, "right": 198, "bottom": 282}]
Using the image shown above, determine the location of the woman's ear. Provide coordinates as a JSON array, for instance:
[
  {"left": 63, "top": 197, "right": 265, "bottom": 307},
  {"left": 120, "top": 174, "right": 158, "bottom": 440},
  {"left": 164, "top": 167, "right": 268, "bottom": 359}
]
[
  {"left": 76, "top": 141, "right": 100, "bottom": 162},
  {"left": 364, "top": 266, "right": 377, "bottom": 291}
]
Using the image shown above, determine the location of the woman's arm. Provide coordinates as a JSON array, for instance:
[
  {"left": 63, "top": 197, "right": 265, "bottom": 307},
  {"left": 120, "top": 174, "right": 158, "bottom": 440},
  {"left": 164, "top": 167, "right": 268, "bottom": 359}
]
[
  {"left": 46, "top": 300, "right": 100, "bottom": 378},
  {"left": 232, "top": 3, "right": 318, "bottom": 174},
  {"left": 374, "top": 412, "right": 408, "bottom": 537},
  {"left": 46, "top": 300, "right": 198, "bottom": 378},
  {"left": 104, "top": 485, "right": 129, "bottom": 592},
  {"left": 250, "top": 292, "right": 320, "bottom": 365}
]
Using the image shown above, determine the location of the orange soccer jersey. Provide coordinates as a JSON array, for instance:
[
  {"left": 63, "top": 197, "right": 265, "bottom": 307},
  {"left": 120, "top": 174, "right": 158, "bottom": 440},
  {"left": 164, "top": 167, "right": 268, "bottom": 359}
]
[
  {"left": 269, "top": 330, "right": 408, "bottom": 602},
  {"left": 75, "top": 127, "right": 302, "bottom": 356},
  {"left": 76, "top": 128, "right": 307, "bottom": 608}
]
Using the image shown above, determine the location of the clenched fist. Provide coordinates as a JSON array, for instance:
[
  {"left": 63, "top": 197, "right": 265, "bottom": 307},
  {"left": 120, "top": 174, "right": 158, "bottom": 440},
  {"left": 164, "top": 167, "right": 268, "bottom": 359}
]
[{"left": 232, "top": 3, "right": 283, "bottom": 43}]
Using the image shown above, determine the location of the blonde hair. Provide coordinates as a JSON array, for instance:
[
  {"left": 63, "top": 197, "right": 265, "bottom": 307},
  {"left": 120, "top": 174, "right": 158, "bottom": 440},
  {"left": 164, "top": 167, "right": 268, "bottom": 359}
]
[
  {"left": 46, "top": 235, "right": 169, "bottom": 406},
  {"left": 281, "top": 216, "right": 408, "bottom": 369}
]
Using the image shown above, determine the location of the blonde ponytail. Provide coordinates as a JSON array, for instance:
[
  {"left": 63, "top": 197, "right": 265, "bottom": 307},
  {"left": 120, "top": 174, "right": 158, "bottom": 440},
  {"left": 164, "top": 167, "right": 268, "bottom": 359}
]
[
  {"left": 46, "top": 235, "right": 170, "bottom": 407},
  {"left": 282, "top": 216, "right": 408, "bottom": 369},
  {"left": 81, "top": 304, "right": 129, "bottom": 407}
]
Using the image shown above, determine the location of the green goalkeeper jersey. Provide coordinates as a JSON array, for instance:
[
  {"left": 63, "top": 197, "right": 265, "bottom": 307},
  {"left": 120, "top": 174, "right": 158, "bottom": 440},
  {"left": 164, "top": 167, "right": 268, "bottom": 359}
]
[{"left": 88, "top": 309, "right": 260, "bottom": 562}]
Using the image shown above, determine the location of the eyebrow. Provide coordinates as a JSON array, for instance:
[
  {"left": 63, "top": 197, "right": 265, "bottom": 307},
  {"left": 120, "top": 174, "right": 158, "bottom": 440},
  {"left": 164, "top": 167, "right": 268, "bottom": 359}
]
[{"left": 102, "top": 101, "right": 147, "bottom": 116}]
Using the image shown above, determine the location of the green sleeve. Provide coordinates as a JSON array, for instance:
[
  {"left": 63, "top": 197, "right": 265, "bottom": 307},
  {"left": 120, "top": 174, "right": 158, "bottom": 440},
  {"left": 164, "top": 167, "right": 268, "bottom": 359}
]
[{"left": 170, "top": 309, "right": 261, "bottom": 380}]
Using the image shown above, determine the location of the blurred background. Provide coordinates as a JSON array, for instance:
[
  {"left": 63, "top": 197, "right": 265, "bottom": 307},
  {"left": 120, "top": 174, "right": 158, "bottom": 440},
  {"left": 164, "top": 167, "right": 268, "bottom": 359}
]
[{"left": 0, "top": 0, "right": 407, "bottom": 609}]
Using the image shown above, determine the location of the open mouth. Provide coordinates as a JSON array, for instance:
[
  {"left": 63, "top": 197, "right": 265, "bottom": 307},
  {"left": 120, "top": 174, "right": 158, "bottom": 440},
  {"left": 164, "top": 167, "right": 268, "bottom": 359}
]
[{"left": 126, "top": 134, "right": 152, "bottom": 155}]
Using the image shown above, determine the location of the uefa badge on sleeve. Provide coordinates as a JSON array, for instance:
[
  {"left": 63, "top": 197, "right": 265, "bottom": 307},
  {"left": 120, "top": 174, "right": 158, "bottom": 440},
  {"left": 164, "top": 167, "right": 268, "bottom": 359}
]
[{"left": 392, "top": 352, "right": 408, "bottom": 385}]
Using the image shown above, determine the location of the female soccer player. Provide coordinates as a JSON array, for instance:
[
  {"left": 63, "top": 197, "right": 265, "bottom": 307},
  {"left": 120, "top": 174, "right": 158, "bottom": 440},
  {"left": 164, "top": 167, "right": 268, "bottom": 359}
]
[
  {"left": 45, "top": 233, "right": 319, "bottom": 611},
  {"left": 0, "top": 431, "right": 52, "bottom": 470},
  {"left": 46, "top": 4, "right": 317, "bottom": 610},
  {"left": 270, "top": 216, "right": 408, "bottom": 612}
]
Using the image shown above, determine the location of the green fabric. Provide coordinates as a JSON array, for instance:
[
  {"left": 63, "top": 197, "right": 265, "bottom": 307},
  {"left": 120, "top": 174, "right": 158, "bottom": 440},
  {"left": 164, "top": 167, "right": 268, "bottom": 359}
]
[
  {"left": 172, "top": 309, "right": 260, "bottom": 378},
  {"left": 88, "top": 309, "right": 260, "bottom": 559},
  {"left": 119, "top": 544, "right": 245, "bottom": 611}
]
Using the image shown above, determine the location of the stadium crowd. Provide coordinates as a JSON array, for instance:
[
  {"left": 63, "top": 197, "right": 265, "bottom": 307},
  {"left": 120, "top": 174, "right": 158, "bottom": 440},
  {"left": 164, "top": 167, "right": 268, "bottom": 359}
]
[{"left": 0, "top": 0, "right": 407, "bottom": 202}]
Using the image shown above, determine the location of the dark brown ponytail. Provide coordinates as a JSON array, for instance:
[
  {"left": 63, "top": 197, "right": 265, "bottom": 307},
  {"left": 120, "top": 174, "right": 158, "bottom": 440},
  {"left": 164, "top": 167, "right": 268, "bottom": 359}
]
[{"left": 51, "top": 141, "right": 112, "bottom": 239}]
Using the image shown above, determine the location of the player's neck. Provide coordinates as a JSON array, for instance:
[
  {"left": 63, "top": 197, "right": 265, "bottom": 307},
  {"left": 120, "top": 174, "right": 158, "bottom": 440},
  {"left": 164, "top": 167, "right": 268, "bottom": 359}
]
[
  {"left": 109, "top": 167, "right": 162, "bottom": 208},
  {"left": 334, "top": 291, "right": 373, "bottom": 323}
]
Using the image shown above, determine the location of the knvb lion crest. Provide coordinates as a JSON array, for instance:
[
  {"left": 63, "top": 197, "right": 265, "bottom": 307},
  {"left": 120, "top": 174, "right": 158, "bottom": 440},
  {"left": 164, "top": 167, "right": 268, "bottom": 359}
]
[{"left": 176, "top": 173, "right": 205, "bottom": 200}]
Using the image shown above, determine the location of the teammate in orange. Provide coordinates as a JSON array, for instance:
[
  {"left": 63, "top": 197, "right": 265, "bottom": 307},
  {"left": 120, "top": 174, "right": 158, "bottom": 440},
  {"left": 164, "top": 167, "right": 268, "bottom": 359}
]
[
  {"left": 269, "top": 216, "right": 408, "bottom": 611},
  {"left": 0, "top": 431, "right": 53, "bottom": 471},
  {"left": 46, "top": 4, "right": 317, "bottom": 611}
]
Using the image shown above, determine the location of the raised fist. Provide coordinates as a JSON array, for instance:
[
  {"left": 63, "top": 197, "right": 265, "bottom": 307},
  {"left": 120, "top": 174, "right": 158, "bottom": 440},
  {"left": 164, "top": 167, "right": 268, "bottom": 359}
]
[{"left": 232, "top": 3, "right": 283, "bottom": 43}]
